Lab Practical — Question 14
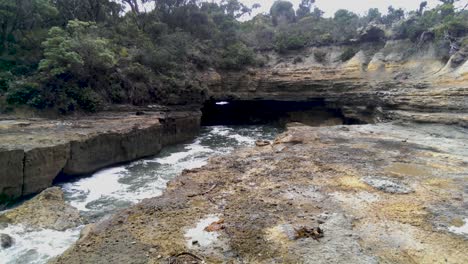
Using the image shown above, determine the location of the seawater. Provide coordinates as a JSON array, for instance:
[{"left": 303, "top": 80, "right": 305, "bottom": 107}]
[{"left": 0, "top": 125, "right": 281, "bottom": 264}]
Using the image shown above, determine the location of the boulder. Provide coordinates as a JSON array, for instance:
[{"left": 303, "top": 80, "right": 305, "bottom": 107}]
[
  {"left": 0, "top": 187, "right": 83, "bottom": 231},
  {"left": 0, "top": 233, "right": 13, "bottom": 249}
]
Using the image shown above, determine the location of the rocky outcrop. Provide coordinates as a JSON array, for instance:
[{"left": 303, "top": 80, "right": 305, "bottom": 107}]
[
  {"left": 23, "top": 144, "right": 70, "bottom": 196},
  {"left": 204, "top": 40, "right": 468, "bottom": 126},
  {"left": 52, "top": 123, "right": 468, "bottom": 263},
  {"left": 0, "top": 109, "right": 201, "bottom": 199},
  {"left": 0, "top": 233, "right": 13, "bottom": 249},
  {"left": 0, "top": 149, "right": 24, "bottom": 199},
  {"left": 0, "top": 187, "right": 83, "bottom": 231}
]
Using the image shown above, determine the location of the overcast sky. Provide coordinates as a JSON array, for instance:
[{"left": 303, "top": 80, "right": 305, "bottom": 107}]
[
  {"left": 239, "top": 0, "right": 466, "bottom": 18},
  {"left": 129, "top": 0, "right": 467, "bottom": 18}
]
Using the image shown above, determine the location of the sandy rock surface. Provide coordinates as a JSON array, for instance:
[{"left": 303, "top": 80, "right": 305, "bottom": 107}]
[
  {"left": 0, "top": 187, "right": 83, "bottom": 231},
  {"left": 52, "top": 123, "right": 468, "bottom": 263}
]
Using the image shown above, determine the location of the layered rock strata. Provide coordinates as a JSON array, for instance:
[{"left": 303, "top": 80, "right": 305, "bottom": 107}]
[
  {"left": 0, "top": 110, "right": 201, "bottom": 199},
  {"left": 204, "top": 41, "right": 468, "bottom": 126}
]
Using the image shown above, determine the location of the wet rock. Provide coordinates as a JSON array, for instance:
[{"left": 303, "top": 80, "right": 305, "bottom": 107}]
[
  {"left": 255, "top": 140, "right": 270, "bottom": 147},
  {"left": 293, "top": 226, "right": 324, "bottom": 240},
  {"left": 168, "top": 252, "right": 203, "bottom": 264},
  {"left": 0, "top": 233, "right": 13, "bottom": 249},
  {"left": 362, "top": 177, "right": 413, "bottom": 194},
  {"left": 1, "top": 187, "right": 83, "bottom": 231},
  {"left": 274, "top": 134, "right": 304, "bottom": 145},
  {"left": 204, "top": 219, "right": 225, "bottom": 232},
  {"left": 77, "top": 224, "right": 97, "bottom": 244}
]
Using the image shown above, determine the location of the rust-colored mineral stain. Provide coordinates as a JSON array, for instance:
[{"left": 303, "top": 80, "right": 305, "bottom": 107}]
[{"left": 204, "top": 219, "right": 225, "bottom": 232}]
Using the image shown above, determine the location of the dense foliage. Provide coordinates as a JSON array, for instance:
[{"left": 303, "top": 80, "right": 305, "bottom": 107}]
[{"left": 0, "top": 0, "right": 467, "bottom": 113}]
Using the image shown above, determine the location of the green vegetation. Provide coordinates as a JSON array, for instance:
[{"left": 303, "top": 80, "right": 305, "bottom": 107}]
[
  {"left": 0, "top": 0, "right": 466, "bottom": 114},
  {"left": 340, "top": 47, "right": 359, "bottom": 62},
  {"left": 313, "top": 51, "right": 327, "bottom": 63}
]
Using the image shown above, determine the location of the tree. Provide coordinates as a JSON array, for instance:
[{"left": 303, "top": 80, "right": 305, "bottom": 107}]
[
  {"left": 332, "top": 10, "right": 360, "bottom": 43},
  {"left": 310, "top": 7, "right": 324, "bottom": 20},
  {"left": 383, "top": 6, "right": 405, "bottom": 26},
  {"left": 418, "top": 1, "right": 428, "bottom": 16},
  {"left": 270, "top": 1, "right": 296, "bottom": 26},
  {"left": 439, "top": 0, "right": 456, "bottom": 4},
  {"left": 365, "top": 8, "right": 382, "bottom": 23},
  {"left": 39, "top": 20, "right": 116, "bottom": 78},
  {"left": 0, "top": 0, "right": 58, "bottom": 54},
  {"left": 38, "top": 26, "right": 83, "bottom": 77},
  {"left": 296, "top": 0, "right": 315, "bottom": 19},
  {"left": 52, "top": 0, "right": 122, "bottom": 23}
]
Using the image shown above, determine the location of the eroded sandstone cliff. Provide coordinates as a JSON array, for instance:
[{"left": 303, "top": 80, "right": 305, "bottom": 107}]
[{"left": 204, "top": 40, "right": 468, "bottom": 126}]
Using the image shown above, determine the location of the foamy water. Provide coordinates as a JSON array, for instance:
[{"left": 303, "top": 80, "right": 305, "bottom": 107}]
[
  {"left": 185, "top": 215, "right": 221, "bottom": 248},
  {"left": 0, "top": 125, "right": 280, "bottom": 264},
  {"left": 0, "top": 225, "right": 82, "bottom": 264},
  {"left": 449, "top": 218, "right": 468, "bottom": 236}
]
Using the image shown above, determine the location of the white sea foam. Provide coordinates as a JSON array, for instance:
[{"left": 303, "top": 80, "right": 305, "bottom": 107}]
[
  {"left": 185, "top": 215, "right": 221, "bottom": 248},
  {"left": 449, "top": 218, "right": 468, "bottom": 236},
  {"left": 61, "top": 167, "right": 128, "bottom": 211},
  {"left": 1, "top": 125, "right": 281, "bottom": 264},
  {"left": 0, "top": 225, "right": 81, "bottom": 264}
]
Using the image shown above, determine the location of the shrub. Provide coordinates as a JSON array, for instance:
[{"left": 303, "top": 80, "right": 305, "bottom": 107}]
[
  {"left": 6, "top": 81, "right": 46, "bottom": 108},
  {"left": 219, "top": 42, "right": 256, "bottom": 70},
  {"left": 72, "top": 87, "right": 103, "bottom": 112},
  {"left": 0, "top": 71, "right": 13, "bottom": 93},
  {"left": 275, "top": 33, "right": 308, "bottom": 53},
  {"left": 293, "top": 56, "right": 304, "bottom": 64},
  {"left": 313, "top": 51, "right": 327, "bottom": 63},
  {"left": 339, "top": 47, "right": 358, "bottom": 62}
]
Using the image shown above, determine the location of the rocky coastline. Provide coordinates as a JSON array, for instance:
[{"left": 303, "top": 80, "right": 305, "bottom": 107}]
[
  {"left": 0, "top": 109, "right": 201, "bottom": 199},
  {"left": 51, "top": 123, "right": 468, "bottom": 263},
  {"left": 0, "top": 39, "right": 467, "bottom": 263}
]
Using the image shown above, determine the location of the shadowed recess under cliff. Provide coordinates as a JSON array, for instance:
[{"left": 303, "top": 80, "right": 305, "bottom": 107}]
[{"left": 201, "top": 100, "right": 365, "bottom": 126}]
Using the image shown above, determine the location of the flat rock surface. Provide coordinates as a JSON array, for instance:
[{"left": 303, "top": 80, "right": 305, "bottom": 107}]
[
  {"left": 0, "top": 110, "right": 188, "bottom": 150},
  {"left": 53, "top": 123, "right": 468, "bottom": 263}
]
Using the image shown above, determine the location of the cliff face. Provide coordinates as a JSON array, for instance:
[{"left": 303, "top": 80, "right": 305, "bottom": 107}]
[
  {"left": 0, "top": 110, "right": 201, "bottom": 199},
  {"left": 204, "top": 40, "right": 468, "bottom": 126}
]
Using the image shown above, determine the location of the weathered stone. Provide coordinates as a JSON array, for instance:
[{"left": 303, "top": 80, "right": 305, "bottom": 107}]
[
  {"left": 1, "top": 187, "right": 84, "bottom": 231},
  {"left": 255, "top": 140, "right": 270, "bottom": 147},
  {"left": 0, "top": 233, "right": 13, "bottom": 249},
  {"left": 357, "top": 23, "right": 386, "bottom": 42},
  {"left": 53, "top": 123, "right": 468, "bottom": 263},
  {"left": 207, "top": 41, "right": 467, "bottom": 126},
  {"left": 23, "top": 144, "right": 70, "bottom": 195},
  {"left": 362, "top": 177, "right": 413, "bottom": 194},
  {"left": 0, "top": 110, "right": 201, "bottom": 198},
  {"left": 0, "top": 149, "right": 24, "bottom": 199}
]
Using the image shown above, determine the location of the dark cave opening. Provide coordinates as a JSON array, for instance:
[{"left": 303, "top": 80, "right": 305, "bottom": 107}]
[{"left": 201, "top": 100, "right": 364, "bottom": 127}]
